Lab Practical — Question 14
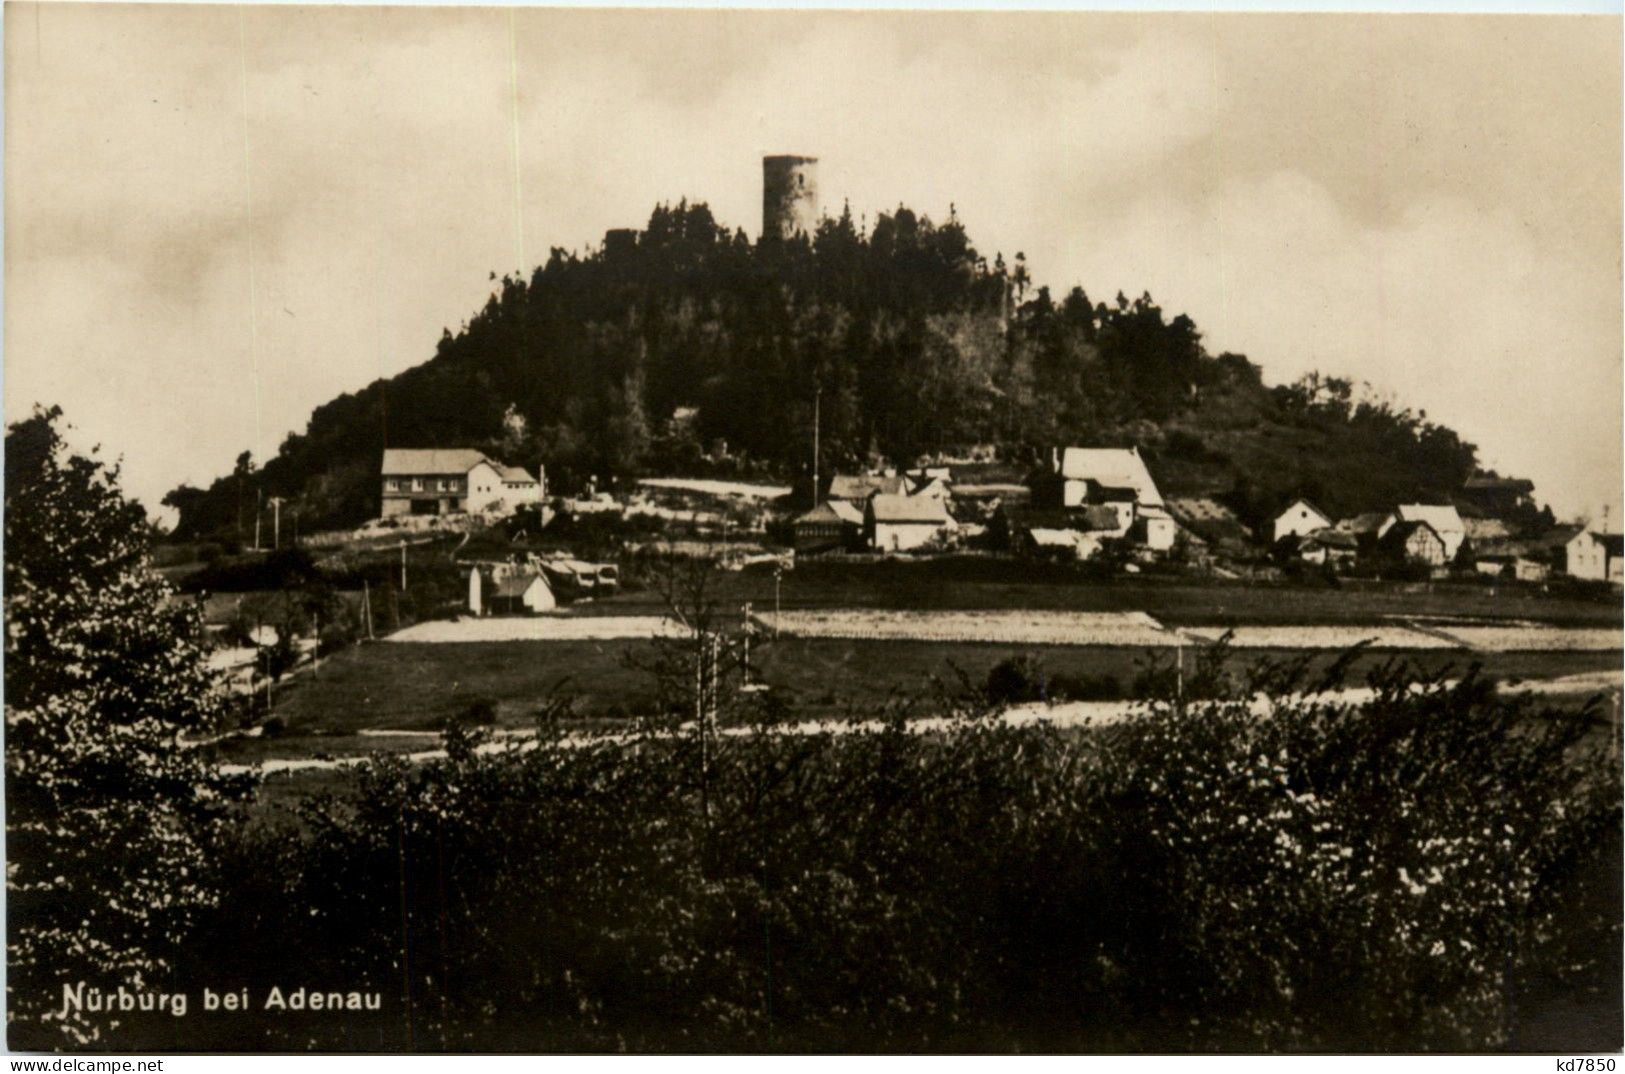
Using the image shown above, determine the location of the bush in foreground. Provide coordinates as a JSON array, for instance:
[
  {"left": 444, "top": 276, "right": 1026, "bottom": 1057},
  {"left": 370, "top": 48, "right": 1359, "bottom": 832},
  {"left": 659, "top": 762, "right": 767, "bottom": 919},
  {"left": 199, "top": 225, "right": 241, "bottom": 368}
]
[{"left": 166, "top": 655, "right": 1622, "bottom": 1053}]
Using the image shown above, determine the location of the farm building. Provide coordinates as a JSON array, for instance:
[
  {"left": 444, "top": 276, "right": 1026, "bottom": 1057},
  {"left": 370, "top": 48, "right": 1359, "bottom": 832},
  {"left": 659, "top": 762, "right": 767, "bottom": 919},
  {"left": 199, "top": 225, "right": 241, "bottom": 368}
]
[
  {"left": 1166, "top": 497, "right": 1251, "bottom": 555},
  {"left": 1272, "top": 499, "right": 1333, "bottom": 543},
  {"left": 1019, "top": 527, "right": 1097, "bottom": 561},
  {"left": 382, "top": 449, "right": 544, "bottom": 517},
  {"left": 1282, "top": 528, "right": 1359, "bottom": 567},
  {"left": 793, "top": 499, "right": 864, "bottom": 554},
  {"left": 866, "top": 493, "right": 956, "bottom": 552},
  {"left": 1378, "top": 519, "right": 1448, "bottom": 567},
  {"left": 1459, "top": 473, "right": 1535, "bottom": 517},
  {"left": 1385, "top": 504, "right": 1466, "bottom": 560},
  {"left": 1565, "top": 530, "right": 1624, "bottom": 582},
  {"left": 467, "top": 565, "right": 556, "bottom": 615},
  {"left": 1001, "top": 505, "right": 1124, "bottom": 561},
  {"left": 1031, "top": 446, "right": 1163, "bottom": 511},
  {"left": 1473, "top": 551, "right": 1550, "bottom": 582}
]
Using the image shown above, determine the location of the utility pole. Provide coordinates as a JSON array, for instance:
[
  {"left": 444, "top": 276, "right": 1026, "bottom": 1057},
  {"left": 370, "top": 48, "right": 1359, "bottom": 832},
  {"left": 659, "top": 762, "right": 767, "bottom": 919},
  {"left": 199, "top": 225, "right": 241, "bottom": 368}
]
[
  {"left": 268, "top": 496, "right": 285, "bottom": 549},
  {"left": 811, "top": 384, "right": 821, "bottom": 510},
  {"left": 362, "top": 580, "right": 375, "bottom": 640},
  {"left": 400, "top": 540, "right": 408, "bottom": 590},
  {"left": 742, "top": 602, "right": 753, "bottom": 688},
  {"left": 1176, "top": 640, "right": 1184, "bottom": 709},
  {"left": 773, "top": 565, "right": 783, "bottom": 637},
  {"left": 254, "top": 489, "right": 263, "bottom": 552},
  {"left": 695, "top": 627, "right": 709, "bottom": 828}
]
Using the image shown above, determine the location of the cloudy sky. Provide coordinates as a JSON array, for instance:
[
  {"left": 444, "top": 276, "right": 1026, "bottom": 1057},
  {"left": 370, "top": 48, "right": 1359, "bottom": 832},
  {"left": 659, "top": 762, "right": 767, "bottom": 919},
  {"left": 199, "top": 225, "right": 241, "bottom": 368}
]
[{"left": 6, "top": 5, "right": 1620, "bottom": 522}]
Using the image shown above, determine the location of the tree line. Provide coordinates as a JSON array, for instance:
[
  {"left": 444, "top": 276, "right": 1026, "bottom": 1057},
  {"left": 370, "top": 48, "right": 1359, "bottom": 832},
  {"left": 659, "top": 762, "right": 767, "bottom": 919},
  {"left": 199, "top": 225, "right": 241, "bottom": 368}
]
[{"left": 163, "top": 200, "right": 1484, "bottom": 542}]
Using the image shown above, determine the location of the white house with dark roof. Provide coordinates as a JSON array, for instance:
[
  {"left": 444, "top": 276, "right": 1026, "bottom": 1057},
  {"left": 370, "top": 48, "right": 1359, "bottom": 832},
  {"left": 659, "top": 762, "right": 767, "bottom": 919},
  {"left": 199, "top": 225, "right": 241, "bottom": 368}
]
[
  {"left": 1383, "top": 504, "right": 1466, "bottom": 560},
  {"left": 1566, "top": 530, "right": 1624, "bottom": 582},
  {"left": 1045, "top": 446, "right": 1164, "bottom": 509},
  {"left": 381, "top": 448, "right": 544, "bottom": 517},
  {"left": 865, "top": 493, "right": 956, "bottom": 552},
  {"left": 1272, "top": 498, "right": 1333, "bottom": 543}
]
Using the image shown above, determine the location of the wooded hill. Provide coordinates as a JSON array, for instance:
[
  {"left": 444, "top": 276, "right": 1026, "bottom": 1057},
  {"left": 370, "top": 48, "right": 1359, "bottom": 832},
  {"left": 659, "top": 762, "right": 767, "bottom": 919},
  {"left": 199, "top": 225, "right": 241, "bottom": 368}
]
[{"left": 163, "top": 200, "right": 1499, "bottom": 542}]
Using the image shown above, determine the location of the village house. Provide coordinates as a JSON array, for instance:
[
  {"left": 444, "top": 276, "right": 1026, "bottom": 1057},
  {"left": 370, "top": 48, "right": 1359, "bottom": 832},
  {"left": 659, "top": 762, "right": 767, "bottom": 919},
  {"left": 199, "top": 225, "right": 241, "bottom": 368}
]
[
  {"left": 792, "top": 498, "right": 864, "bottom": 554},
  {"left": 826, "top": 472, "right": 909, "bottom": 503},
  {"left": 1031, "top": 446, "right": 1164, "bottom": 512},
  {"left": 1565, "top": 530, "right": 1624, "bottom": 583},
  {"left": 865, "top": 493, "right": 956, "bottom": 552},
  {"left": 467, "top": 563, "right": 557, "bottom": 616},
  {"left": 1015, "top": 446, "right": 1176, "bottom": 558},
  {"left": 381, "top": 449, "right": 544, "bottom": 517},
  {"left": 1459, "top": 473, "right": 1535, "bottom": 517},
  {"left": 1382, "top": 504, "right": 1466, "bottom": 561},
  {"left": 1378, "top": 518, "right": 1448, "bottom": 567},
  {"left": 1166, "top": 497, "right": 1251, "bottom": 558},
  {"left": 1473, "top": 548, "right": 1550, "bottom": 583},
  {"left": 1007, "top": 505, "right": 1121, "bottom": 561},
  {"left": 1272, "top": 498, "right": 1334, "bottom": 543},
  {"left": 1283, "top": 528, "right": 1359, "bottom": 567}
]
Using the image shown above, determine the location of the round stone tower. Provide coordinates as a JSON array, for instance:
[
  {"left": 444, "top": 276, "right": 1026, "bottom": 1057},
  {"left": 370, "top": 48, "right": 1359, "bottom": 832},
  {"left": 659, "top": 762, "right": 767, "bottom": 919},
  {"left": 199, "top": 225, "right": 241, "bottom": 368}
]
[{"left": 761, "top": 154, "right": 820, "bottom": 240}]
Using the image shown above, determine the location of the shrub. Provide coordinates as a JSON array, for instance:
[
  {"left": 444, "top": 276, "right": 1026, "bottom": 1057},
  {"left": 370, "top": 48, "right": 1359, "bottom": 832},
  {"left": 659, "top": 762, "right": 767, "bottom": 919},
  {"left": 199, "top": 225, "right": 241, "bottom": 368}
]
[
  {"left": 460, "top": 696, "right": 498, "bottom": 726},
  {"left": 984, "top": 653, "right": 1047, "bottom": 704},
  {"left": 163, "top": 653, "right": 1619, "bottom": 1053}
]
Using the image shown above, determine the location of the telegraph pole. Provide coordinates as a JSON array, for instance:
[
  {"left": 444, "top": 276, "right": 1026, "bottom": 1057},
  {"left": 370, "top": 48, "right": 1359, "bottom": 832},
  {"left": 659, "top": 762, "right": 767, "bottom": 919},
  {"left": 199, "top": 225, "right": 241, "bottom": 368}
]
[
  {"left": 268, "top": 496, "right": 285, "bottom": 549},
  {"left": 811, "top": 384, "right": 821, "bottom": 509},
  {"left": 773, "top": 565, "right": 783, "bottom": 637}
]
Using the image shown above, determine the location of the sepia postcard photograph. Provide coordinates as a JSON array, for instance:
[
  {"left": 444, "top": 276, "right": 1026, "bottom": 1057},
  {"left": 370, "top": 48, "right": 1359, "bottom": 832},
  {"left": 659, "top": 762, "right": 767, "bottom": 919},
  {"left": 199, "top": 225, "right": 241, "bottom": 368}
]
[{"left": 4, "top": 1, "right": 1622, "bottom": 1055}]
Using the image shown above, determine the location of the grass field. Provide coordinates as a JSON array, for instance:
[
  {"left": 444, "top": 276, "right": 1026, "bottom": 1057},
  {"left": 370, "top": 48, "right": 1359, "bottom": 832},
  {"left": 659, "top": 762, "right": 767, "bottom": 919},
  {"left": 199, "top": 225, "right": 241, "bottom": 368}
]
[
  {"left": 212, "top": 633, "right": 1621, "bottom": 768},
  {"left": 598, "top": 556, "right": 1623, "bottom": 628}
]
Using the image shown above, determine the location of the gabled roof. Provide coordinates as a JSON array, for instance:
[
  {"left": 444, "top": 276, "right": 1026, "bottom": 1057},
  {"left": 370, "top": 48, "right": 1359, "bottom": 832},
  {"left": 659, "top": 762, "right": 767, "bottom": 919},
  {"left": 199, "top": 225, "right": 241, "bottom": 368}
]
[
  {"left": 1575, "top": 531, "right": 1625, "bottom": 557},
  {"left": 493, "top": 571, "right": 549, "bottom": 599},
  {"left": 828, "top": 473, "right": 908, "bottom": 501},
  {"left": 1396, "top": 504, "right": 1465, "bottom": 534},
  {"left": 1380, "top": 518, "right": 1443, "bottom": 552},
  {"left": 1463, "top": 517, "right": 1513, "bottom": 541},
  {"left": 1306, "top": 527, "right": 1358, "bottom": 550},
  {"left": 382, "top": 448, "right": 495, "bottom": 476},
  {"left": 796, "top": 500, "right": 863, "bottom": 527},
  {"left": 868, "top": 493, "right": 952, "bottom": 524},
  {"left": 906, "top": 474, "right": 952, "bottom": 497},
  {"left": 1276, "top": 498, "right": 1332, "bottom": 526},
  {"left": 1056, "top": 448, "right": 1163, "bottom": 506},
  {"left": 499, "top": 465, "right": 539, "bottom": 484},
  {"left": 1025, "top": 528, "right": 1086, "bottom": 549},
  {"left": 1530, "top": 523, "right": 1585, "bottom": 550},
  {"left": 1338, "top": 511, "right": 1394, "bottom": 537},
  {"left": 1168, "top": 497, "right": 1238, "bottom": 523}
]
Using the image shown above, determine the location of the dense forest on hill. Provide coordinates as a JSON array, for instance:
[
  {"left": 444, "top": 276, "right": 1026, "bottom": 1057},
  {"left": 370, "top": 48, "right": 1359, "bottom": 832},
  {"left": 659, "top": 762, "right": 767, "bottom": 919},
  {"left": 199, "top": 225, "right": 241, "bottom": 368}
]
[{"left": 163, "top": 200, "right": 1487, "bottom": 542}]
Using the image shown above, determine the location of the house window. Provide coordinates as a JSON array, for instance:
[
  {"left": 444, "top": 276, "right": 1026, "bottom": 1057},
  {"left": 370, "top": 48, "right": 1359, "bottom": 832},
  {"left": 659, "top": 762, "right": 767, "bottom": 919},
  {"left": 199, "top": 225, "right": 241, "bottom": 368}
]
[
  {"left": 412, "top": 478, "right": 424, "bottom": 492},
  {"left": 442, "top": 478, "right": 458, "bottom": 492}
]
